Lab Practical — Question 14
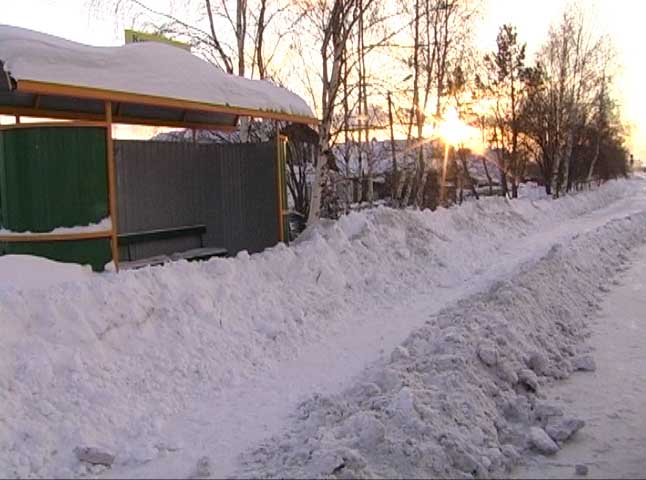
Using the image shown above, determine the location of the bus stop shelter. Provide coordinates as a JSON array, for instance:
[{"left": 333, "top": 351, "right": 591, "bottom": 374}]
[{"left": 0, "top": 25, "right": 317, "bottom": 271}]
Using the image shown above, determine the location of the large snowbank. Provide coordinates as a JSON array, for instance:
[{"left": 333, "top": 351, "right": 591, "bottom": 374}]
[
  {"left": 0, "top": 255, "right": 93, "bottom": 291},
  {"left": 1, "top": 178, "right": 645, "bottom": 477},
  {"left": 0, "top": 25, "right": 315, "bottom": 120},
  {"left": 240, "top": 212, "right": 646, "bottom": 478}
]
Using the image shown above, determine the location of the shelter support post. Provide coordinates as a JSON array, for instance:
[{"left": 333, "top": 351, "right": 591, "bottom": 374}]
[
  {"left": 276, "top": 129, "right": 288, "bottom": 243},
  {"left": 105, "top": 100, "right": 120, "bottom": 271}
]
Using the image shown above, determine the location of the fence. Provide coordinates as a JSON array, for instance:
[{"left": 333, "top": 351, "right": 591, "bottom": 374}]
[{"left": 115, "top": 140, "right": 282, "bottom": 262}]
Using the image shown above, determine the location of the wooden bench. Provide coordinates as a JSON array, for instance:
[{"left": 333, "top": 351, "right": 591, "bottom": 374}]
[{"left": 118, "top": 224, "right": 227, "bottom": 269}]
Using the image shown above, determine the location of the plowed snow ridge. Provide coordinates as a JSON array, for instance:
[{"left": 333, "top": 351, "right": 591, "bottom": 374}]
[{"left": 1, "top": 178, "right": 646, "bottom": 478}]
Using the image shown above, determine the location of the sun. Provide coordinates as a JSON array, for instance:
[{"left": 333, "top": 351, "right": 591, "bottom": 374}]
[
  {"left": 438, "top": 107, "right": 468, "bottom": 145},
  {"left": 436, "top": 107, "right": 484, "bottom": 152}
]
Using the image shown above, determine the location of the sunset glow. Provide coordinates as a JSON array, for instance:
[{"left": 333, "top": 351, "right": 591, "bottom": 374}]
[
  {"left": 437, "top": 107, "right": 483, "bottom": 153},
  {"left": 2, "top": 0, "right": 645, "bottom": 161}
]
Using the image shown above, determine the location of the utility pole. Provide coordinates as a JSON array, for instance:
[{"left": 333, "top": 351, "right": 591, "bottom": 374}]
[{"left": 387, "top": 91, "right": 397, "bottom": 201}]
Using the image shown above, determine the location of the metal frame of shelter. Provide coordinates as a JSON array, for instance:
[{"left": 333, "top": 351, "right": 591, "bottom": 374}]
[{"left": 0, "top": 75, "right": 317, "bottom": 271}]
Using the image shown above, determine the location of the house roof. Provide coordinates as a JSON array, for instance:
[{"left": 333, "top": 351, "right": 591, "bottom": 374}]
[{"left": 0, "top": 25, "right": 317, "bottom": 129}]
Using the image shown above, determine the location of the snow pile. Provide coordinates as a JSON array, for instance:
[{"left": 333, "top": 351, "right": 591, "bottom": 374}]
[
  {"left": 517, "top": 181, "right": 549, "bottom": 200},
  {"left": 238, "top": 213, "right": 646, "bottom": 478},
  {"left": 0, "top": 25, "right": 315, "bottom": 120},
  {"left": 0, "top": 255, "right": 93, "bottom": 291},
  {"left": 0, "top": 177, "right": 645, "bottom": 478}
]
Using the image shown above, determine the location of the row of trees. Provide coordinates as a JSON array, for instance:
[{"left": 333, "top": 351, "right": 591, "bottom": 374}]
[
  {"left": 477, "top": 12, "right": 628, "bottom": 199},
  {"left": 91, "top": 0, "right": 632, "bottom": 223}
]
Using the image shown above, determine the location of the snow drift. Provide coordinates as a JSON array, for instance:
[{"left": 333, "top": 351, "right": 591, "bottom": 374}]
[
  {"left": 239, "top": 214, "right": 646, "bottom": 478},
  {"left": 0, "top": 256, "right": 93, "bottom": 291},
  {"left": 1, "top": 178, "right": 645, "bottom": 478}
]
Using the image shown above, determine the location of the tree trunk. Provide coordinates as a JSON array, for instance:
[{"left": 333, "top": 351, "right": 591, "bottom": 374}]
[
  {"left": 396, "top": 170, "right": 408, "bottom": 204},
  {"left": 416, "top": 171, "right": 429, "bottom": 208},
  {"left": 553, "top": 131, "right": 573, "bottom": 197},
  {"left": 500, "top": 170, "right": 509, "bottom": 198},
  {"left": 458, "top": 149, "right": 479, "bottom": 200},
  {"left": 482, "top": 158, "right": 493, "bottom": 195},
  {"left": 543, "top": 161, "right": 553, "bottom": 195},
  {"left": 254, "top": 0, "right": 267, "bottom": 79},
  {"left": 415, "top": 150, "right": 427, "bottom": 208},
  {"left": 205, "top": 0, "right": 234, "bottom": 73},
  {"left": 308, "top": 141, "right": 327, "bottom": 225},
  {"left": 236, "top": 0, "right": 249, "bottom": 142},
  {"left": 308, "top": 0, "right": 365, "bottom": 225},
  {"left": 402, "top": 171, "right": 414, "bottom": 206}
]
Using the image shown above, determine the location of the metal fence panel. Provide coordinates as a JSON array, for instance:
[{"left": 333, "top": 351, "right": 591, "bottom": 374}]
[
  {"left": 0, "top": 126, "right": 111, "bottom": 271},
  {"left": 115, "top": 140, "right": 279, "bottom": 261},
  {"left": 0, "top": 126, "right": 108, "bottom": 232}
]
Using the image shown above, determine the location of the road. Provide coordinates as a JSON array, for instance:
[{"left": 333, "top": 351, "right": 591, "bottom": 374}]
[{"left": 513, "top": 244, "right": 646, "bottom": 479}]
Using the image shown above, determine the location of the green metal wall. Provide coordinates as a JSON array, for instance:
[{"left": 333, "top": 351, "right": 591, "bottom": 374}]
[{"left": 0, "top": 126, "right": 111, "bottom": 271}]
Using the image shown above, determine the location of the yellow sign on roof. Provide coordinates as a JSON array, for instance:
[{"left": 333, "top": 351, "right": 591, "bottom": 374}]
[{"left": 124, "top": 29, "right": 191, "bottom": 52}]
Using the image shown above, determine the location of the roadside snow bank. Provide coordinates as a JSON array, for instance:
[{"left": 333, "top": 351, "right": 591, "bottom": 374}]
[
  {"left": 239, "top": 213, "right": 646, "bottom": 478},
  {"left": 0, "top": 178, "right": 644, "bottom": 478}
]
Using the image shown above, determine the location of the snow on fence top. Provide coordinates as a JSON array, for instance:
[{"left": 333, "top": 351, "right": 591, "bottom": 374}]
[{"left": 0, "top": 25, "right": 316, "bottom": 123}]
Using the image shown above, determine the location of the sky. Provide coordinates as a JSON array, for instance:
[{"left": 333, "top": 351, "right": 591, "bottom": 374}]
[{"left": 2, "top": 0, "right": 646, "bottom": 160}]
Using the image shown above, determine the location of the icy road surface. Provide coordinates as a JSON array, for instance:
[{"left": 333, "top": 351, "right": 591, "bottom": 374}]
[{"left": 513, "top": 244, "right": 646, "bottom": 479}]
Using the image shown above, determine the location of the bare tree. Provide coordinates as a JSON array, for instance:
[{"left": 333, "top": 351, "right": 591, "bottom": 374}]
[
  {"left": 394, "top": 0, "right": 476, "bottom": 208},
  {"left": 540, "top": 8, "right": 608, "bottom": 195},
  {"left": 521, "top": 6, "right": 618, "bottom": 195},
  {"left": 91, "top": 0, "right": 303, "bottom": 144},
  {"left": 91, "top": 0, "right": 298, "bottom": 81},
  {"left": 300, "top": 0, "right": 377, "bottom": 224},
  {"left": 204, "top": 0, "right": 235, "bottom": 72}
]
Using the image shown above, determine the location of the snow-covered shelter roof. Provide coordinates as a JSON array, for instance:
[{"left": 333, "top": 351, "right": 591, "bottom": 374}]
[{"left": 0, "top": 25, "right": 317, "bottom": 129}]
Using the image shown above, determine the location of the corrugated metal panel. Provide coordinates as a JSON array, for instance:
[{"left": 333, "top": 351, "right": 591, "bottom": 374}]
[
  {"left": 115, "top": 140, "right": 279, "bottom": 261},
  {"left": 0, "top": 126, "right": 111, "bottom": 271},
  {"left": 0, "top": 130, "right": 5, "bottom": 228},
  {"left": 0, "top": 126, "right": 108, "bottom": 232}
]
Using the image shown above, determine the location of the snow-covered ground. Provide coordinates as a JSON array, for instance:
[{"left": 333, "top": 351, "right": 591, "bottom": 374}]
[
  {"left": 0, "top": 256, "right": 94, "bottom": 291},
  {"left": 2, "top": 178, "right": 646, "bottom": 478}
]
